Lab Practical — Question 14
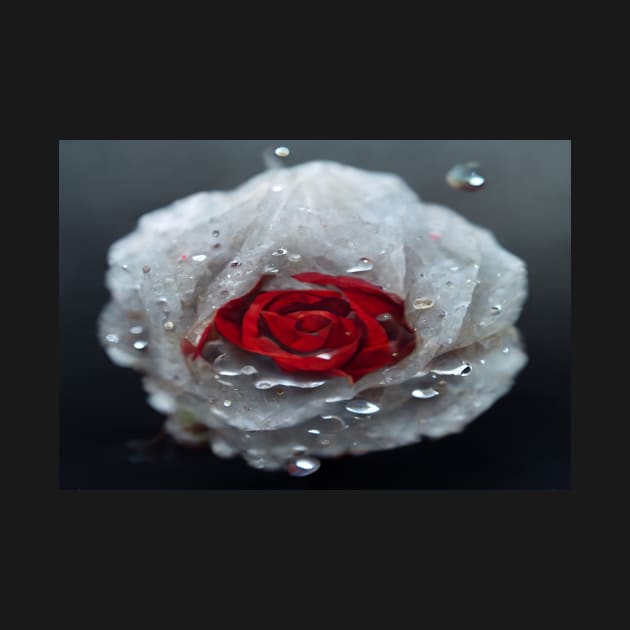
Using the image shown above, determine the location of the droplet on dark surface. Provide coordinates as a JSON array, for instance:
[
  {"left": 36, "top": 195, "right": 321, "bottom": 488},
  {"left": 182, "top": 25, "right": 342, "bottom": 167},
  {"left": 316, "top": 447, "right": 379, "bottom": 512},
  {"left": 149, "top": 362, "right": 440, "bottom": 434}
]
[{"left": 446, "top": 162, "right": 486, "bottom": 191}]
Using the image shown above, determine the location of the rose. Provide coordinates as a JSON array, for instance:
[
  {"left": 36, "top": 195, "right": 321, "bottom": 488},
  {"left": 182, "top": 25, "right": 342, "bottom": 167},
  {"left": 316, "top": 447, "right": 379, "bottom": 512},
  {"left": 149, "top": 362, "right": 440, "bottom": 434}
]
[
  {"left": 193, "top": 272, "right": 417, "bottom": 382},
  {"left": 100, "top": 159, "right": 528, "bottom": 472}
]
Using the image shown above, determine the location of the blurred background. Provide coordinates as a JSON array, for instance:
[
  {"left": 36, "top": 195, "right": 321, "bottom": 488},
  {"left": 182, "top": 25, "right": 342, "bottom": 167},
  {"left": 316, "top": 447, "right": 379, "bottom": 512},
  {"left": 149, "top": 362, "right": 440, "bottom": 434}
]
[{"left": 59, "top": 140, "right": 571, "bottom": 489}]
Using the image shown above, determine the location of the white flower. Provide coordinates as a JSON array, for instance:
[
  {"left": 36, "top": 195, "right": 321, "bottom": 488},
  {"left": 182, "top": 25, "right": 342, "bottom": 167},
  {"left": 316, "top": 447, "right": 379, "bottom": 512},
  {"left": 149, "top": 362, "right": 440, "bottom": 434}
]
[{"left": 99, "top": 161, "right": 527, "bottom": 473}]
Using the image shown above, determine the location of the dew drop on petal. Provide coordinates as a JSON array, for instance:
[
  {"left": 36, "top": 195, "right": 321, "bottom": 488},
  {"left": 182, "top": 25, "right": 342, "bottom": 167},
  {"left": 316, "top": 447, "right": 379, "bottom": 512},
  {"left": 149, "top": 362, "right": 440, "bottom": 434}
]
[
  {"left": 274, "top": 146, "right": 290, "bottom": 158},
  {"left": 288, "top": 253, "right": 302, "bottom": 262},
  {"left": 413, "top": 298, "right": 434, "bottom": 310},
  {"left": 192, "top": 254, "right": 207, "bottom": 262},
  {"left": 240, "top": 365, "right": 257, "bottom": 375},
  {"left": 163, "top": 321, "right": 175, "bottom": 331},
  {"left": 212, "top": 230, "right": 220, "bottom": 238},
  {"left": 223, "top": 400, "right": 232, "bottom": 407},
  {"left": 105, "top": 334, "right": 119, "bottom": 343},
  {"left": 491, "top": 305, "right": 502, "bottom": 314},
  {"left": 344, "top": 400, "right": 381, "bottom": 415},
  {"left": 412, "top": 387, "right": 440, "bottom": 399},
  {"left": 376, "top": 313, "right": 392, "bottom": 322},
  {"left": 264, "top": 264, "right": 279, "bottom": 274},
  {"left": 133, "top": 340, "right": 149, "bottom": 351},
  {"left": 272, "top": 248, "right": 288, "bottom": 256},
  {"left": 130, "top": 326, "right": 144, "bottom": 335},
  {"left": 288, "top": 456, "right": 320, "bottom": 477},
  {"left": 346, "top": 257, "right": 374, "bottom": 273},
  {"left": 432, "top": 362, "right": 472, "bottom": 376},
  {"left": 142, "top": 265, "right": 151, "bottom": 273}
]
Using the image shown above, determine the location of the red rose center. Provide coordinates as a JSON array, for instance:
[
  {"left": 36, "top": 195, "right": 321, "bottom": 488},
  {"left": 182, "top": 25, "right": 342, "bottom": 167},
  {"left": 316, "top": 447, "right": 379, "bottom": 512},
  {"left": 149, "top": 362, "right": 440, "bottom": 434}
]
[{"left": 295, "top": 313, "right": 331, "bottom": 333}]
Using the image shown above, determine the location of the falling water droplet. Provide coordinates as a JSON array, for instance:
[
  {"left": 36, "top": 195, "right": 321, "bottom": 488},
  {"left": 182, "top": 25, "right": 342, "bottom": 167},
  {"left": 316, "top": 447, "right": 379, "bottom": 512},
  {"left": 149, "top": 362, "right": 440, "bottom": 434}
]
[
  {"left": 412, "top": 387, "right": 440, "bottom": 399},
  {"left": 344, "top": 399, "right": 381, "bottom": 415},
  {"left": 129, "top": 325, "right": 144, "bottom": 335},
  {"left": 212, "top": 229, "right": 220, "bottom": 238},
  {"left": 491, "top": 305, "right": 502, "bottom": 314},
  {"left": 133, "top": 340, "right": 149, "bottom": 351},
  {"left": 105, "top": 334, "right": 119, "bottom": 343},
  {"left": 346, "top": 257, "right": 374, "bottom": 273},
  {"left": 288, "top": 456, "right": 321, "bottom": 477},
  {"left": 275, "top": 146, "right": 290, "bottom": 158},
  {"left": 192, "top": 254, "right": 207, "bottom": 262},
  {"left": 413, "top": 298, "right": 434, "bottom": 310},
  {"left": 446, "top": 162, "right": 486, "bottom": 191}
]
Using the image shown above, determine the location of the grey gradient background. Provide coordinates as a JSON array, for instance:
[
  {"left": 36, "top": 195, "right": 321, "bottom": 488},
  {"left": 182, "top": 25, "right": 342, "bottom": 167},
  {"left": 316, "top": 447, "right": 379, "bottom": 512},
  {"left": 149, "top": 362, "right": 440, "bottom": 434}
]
[{"left": 59, "top": 140, "right": 571, "bottom": 489}]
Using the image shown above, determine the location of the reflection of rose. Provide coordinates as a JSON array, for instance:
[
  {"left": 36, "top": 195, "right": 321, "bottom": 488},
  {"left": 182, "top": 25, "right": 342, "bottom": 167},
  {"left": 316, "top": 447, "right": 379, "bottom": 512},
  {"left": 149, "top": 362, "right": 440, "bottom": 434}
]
[{"left": 195, "top": 273, "right": 416, "bottom": 382}]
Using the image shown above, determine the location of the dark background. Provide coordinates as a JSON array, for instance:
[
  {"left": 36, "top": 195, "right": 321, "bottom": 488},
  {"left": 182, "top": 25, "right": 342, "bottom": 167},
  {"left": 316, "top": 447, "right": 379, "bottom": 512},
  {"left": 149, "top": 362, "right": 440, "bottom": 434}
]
[{"left": 59, "top": 140, "right": 571, "bottom": 489}]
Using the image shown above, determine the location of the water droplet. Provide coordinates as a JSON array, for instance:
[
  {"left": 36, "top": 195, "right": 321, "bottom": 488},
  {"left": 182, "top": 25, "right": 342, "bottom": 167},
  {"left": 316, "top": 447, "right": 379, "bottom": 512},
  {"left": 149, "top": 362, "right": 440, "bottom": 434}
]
[
  {"left": 255, "top": 381, "right": 273, "bottom": 390},
  {"left": 288, "top": 253, "right": 301, "bottom": 262},
  {"left": 271, "top": 185, "right": 283, "bottom": 192},
  {"left": 157, "top": 297, "right": 168, "bottom": 305},
  {"left": 130, "top": 325, "right": 144, "bottom": 335},
  {"left": 438, "top": 310, "right": 447, "bottom": 319},
  {"left": 192, "top": 254, "right": 207, "bottom": 262},
  {"left": 346, "top": 257, "right": 374, "bottom": 273},
  {"left": 264, "top": 265, "right": 279, "bottom": 274},
  {"left": 163, "top": 321, "right": 175, "bottom": 331},
  {"left": 133, "top": 340, "right": 148, "bottom": 351},
  {"left": 502, "top": 347, "right": 510, "bottom": 354},
  {"left": 479, "top": 359, "right": 486, "bottom": 365},
  {"left": 142, "top": 265, "right": 151, "bottom": 273},
  {"left": 272, "top": 248, "right": 287, "bottom": 256},
  {"left": 214, "top": 353, "right": 242, "bottom": 376},
  {"left": 491, "top": 305, "right": 502, "bottom": 314},
  {"left": 432, "top": 362, "right": 472, "bottom": 376},
  {"left": 223, "top": 400, "right": 232, "bottom": 407},
  {"left": 288, "top": 456, "right": 320, "bottom": 477},
  {"left": 412, "top": 387, "right": 440, "bottom": 399},
  {"left": 275, "top": 146, "right": 290, "bottom": 157},
  {"left": 105, "top": 334, "right": 119, "bottom": 343},
  {"left": 344, "top": 399, "right": 381, "bottom": 415},
  {"left": 317, "top": 352, "right": 333, "bottom": 360},
  {"left": 212, "top": 229, "right": 220, "bottom": 238},
  {"left": 446, "top": 162, "right": 486, "bottom": 191},
  {"left": 376, "top": 313, "right": 392, "bottom": 322},
  {"left": 319, "top": 438, "right": 332, "bottom": 447},
  {"left": 240, "top": 365, "right": 257, "bottom": 375},
  {"left": 319, "top": 415, "right": 348, "bottom": 432},
  {"left": 413, "top": 298, "right": 434, "bottom": 310},
  {"left": 391, "top": 352, "right": 399, "bottom": 358},
  {"left": 307, "top": 428, "right": 321, "bottom": 435}
]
